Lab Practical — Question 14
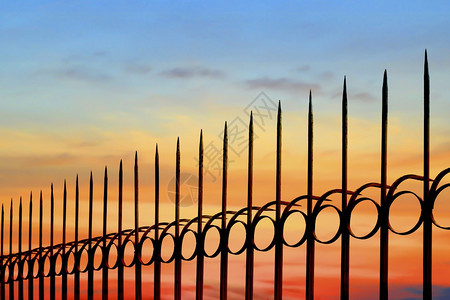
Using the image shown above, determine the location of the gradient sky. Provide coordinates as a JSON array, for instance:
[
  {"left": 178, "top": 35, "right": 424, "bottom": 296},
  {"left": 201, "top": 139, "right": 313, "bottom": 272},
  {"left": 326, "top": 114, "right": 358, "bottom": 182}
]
[{"left": 1, "top": 1, "right": 449, "bottom": 299}]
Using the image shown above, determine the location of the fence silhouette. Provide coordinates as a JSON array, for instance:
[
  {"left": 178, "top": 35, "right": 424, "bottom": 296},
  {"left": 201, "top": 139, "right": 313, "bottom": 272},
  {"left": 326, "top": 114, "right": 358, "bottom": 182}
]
[{"left": 1, "top": 52, "right": 449, "bottom": 300}]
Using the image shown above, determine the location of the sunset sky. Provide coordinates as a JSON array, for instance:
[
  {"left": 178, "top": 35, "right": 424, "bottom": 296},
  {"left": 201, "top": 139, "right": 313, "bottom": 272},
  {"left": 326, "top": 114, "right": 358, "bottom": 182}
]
[{"left": 0, "top": 1, "right": 449, "bottom": 299}]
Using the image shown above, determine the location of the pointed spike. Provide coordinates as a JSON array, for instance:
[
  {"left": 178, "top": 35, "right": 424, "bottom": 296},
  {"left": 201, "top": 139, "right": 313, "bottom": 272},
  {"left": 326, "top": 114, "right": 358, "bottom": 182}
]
[{"left": 105, "top": 166, "right": 108, "bottom": 178}]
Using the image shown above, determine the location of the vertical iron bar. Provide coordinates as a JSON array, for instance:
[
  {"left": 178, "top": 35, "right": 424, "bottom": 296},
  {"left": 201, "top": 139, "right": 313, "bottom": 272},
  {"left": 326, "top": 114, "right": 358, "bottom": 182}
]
[
  {"left": 28, "top": 193, "right": 33, "bottom": 300},
  {"left": 74, "top": 176, "right": 80, "bottom": 300},
  {"left": 9, "top": 199, "right": 13, "bottom": 300},
  {"left": 135, "top": 152, "right": 142, "bottom": 300},
  {"left": 379, "top": 70, "right": 388, "bottom": 300},
  {"left": 220, "top": 122, "right": 228, "bottom": 300},
  {"left": 306, "top": 91, "right": 315, "bottom": 300},
  {"left": 102, "top": 167, "right": 109, "bottom": 300},
  {"left": 423, "top": 50, "right": 432, "bottom": 299},
  {"left": 88, "top": 172, "right": 93, "bottom": 300},
  {"left": 154, "top": 145, "right": 161, "bottom": 300},
  {"left": 245, "top": 113, "right": 254, "bottom": 300},
  {"left": 340, "top": 77, "right": 349, "bottom": 300},
  {"left": 118, "top": 161, "right": 124, "bottom": 300},
  {"left": 18, "top": 197, "right": 23, "bottom": 300},
  {"left": 50, "top": 184, "right": 55, "bottom": 300},
  {"left": 274, "top": 102, "right": 283, "bottom": 300},
  {"left": 62, "top": 181, "right": 67, "bottom": 300},
  {"left": 174, "top": 138, "right": 181, "bottom": 300},
  {"left": 39, "top": 192, "right": 43, "bottom": 300},
  {"left": 0, "top": 205, "right": 4, "bottom": 300},
  {"left": 196, "top": 133, "right": 204, "bottom": 300}
]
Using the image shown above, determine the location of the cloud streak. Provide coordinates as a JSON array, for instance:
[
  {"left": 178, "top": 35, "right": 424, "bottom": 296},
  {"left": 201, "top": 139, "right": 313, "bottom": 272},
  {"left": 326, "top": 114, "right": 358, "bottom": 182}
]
[
  {"left": 159, "top": 66, "right": 225, "bottom": 79},
  {"left": 36, "top": 66, "right": 113, "bottom": 83},
  {"left": 244, "top": 77, "right": 320, "bottom": 93}
]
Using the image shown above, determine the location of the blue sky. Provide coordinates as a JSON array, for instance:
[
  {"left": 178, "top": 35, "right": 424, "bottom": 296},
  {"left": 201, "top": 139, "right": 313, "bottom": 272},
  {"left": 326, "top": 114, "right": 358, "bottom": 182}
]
[{"left": 0, "top": 0, "right": 449, "bottom": 195}]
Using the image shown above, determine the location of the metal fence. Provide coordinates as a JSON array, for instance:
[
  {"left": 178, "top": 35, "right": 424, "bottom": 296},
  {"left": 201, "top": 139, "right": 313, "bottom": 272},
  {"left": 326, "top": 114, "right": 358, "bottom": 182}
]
[{"left": 1, "top": 52, "right": 449, "bottom": 300}]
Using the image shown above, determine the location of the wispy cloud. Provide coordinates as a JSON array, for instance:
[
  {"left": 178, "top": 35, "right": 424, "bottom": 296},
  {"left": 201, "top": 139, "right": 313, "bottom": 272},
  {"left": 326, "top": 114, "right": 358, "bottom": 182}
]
[
  {"left": 124, "top": 64, "right": 152, "bottom": 75},
  {"left": 159, "top": 66, "right": 225, "bottom": 79},
  {"left": 296, "top": 65, "right": 311, "bottom": 72},
  {"left": 36, "top": 66, "right": 113, "bottom": 83},
  {"left": 243, "top": 77, "right": 320, "bottom": 93},
  {"left": 62, "top": 51, "right": 108, "bottom": 64},
  {"left": 331, "top": 91, "right": 376, "bottom": 102},
  {"left": 319, "top": 70, "right": 334, "bottom": 80}
]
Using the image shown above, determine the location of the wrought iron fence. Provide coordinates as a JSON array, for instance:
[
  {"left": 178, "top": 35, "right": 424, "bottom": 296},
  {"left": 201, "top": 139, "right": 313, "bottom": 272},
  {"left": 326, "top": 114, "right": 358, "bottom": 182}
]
[{"left": 0, "top": 51, "right": 449, "bottom": 300}]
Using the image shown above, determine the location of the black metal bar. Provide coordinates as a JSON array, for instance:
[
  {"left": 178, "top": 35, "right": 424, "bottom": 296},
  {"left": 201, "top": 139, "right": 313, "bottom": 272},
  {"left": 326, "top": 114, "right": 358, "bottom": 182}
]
[
  {"left": 62, "top": 180, "right": 67, "bottom": 300},
  {"left": 220, "top": 122, "right": 228, "bottom": 300},
  {"left": 74, "top": 176, "right": 80, "bottom": 300},
  {"left": 39, "top": 192, "right": 43, "bottom": 300},
  {"left": 88, "top": 172, "right": 94, "bottom": 300},
  {"left": 174, "top": 138, "right": 181, "bottom": 300},
  {"left": 245, "top": 113, "right": 254, "bottom": 300},
  {"left": 423, "top": 50, "right": 432, "bottom": 299},
  {"left": 274, "top": 102, "right": 283, "bottom": 300},
  {"left": 9, "top": 199, "right": 13, "bottom": 300},
  {"left": 118, "top": 161, "right": 124, "bottom": 300},
  {"left": 196, "top": 133, "right": 204, "bottom": 300},
  {"left": 1, "top": 204, "right": 4, "bottom": 300},
  {"left": 154, "top": 145, "right": 161, "bottom": 300},
  {"left": 50, "top": 184, "right": 55, "bottom": 300},
  {"left": 135, "top": 152, "right": 142, "bottom": 300},
  {"left": 102, "top": 167, "right": 109, "bottom": 300},
  {"left": 379, "top": 70, "right": 388, "bottom": 300},
  {"left": 18, "top": 197, "right": 23, "bottom": 300},
  {"left": 28, "top": 193, "right": 33, "bottom": 300},
  {"left": 306, "top": 91, "right": 315, "bottom": 300},
  {"left": 340, "top": 77, "right": 349, "bottom": 300}
]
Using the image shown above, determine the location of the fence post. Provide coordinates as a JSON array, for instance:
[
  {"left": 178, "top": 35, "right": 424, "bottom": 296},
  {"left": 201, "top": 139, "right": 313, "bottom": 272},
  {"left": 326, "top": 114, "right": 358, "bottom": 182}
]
[
  {"left": 39, "top": 192, "right": 43, "bottom": 300},
  {"left": 220, "top": 122, "right": 228, "bottom": 300},
  {"left": 154, "top": 145, "right": 161, "bottom": 300},
  {"left": 340, "top": 78, "right": 349, "bottom": 300},
  {"left": 174, "top": 138, "right": 181, "bottom": 300},
  {"left": 135, "top": 153, "right": 142, "bottom": 300},
  {"left": 102, "top": 167, "right": 109, "bottom": 300},
  {"left": 62, "top": 180, "right": 67, "bottom": 300},
  {"left": 423, "top": 50, "right": 432, "bottom": 299},
  {"left": 9, "top": 199, "right": 14, "bottom": 300},
  {"left": 196, "top": 133, "right": 204, "bottom": 300},
  {"left": 1, "top": 204, "right": 4, "bottom": 300},
  {"left": 118, "top": 161, "right": 124, "bottom": 300},
  {"left": 74, "top": 177, "right": 80, "bottom": 300},
  {"left": 379, "top": 71, "right": 389, "bottom": 300},
  {"left": 18, "top": 197, "right": 23, "bottom": 300},
  {"left": 274, "top": 103, "right": 283, "bottom": 300},
  {"left": 306, "top": 92, "right": 315, "bottom": 300},
  {"left": 245, "top": 113, "right": 254, "bottom": 300},
  {"left": 28, "top": 193, "right": 33, "bottom": 300}
]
